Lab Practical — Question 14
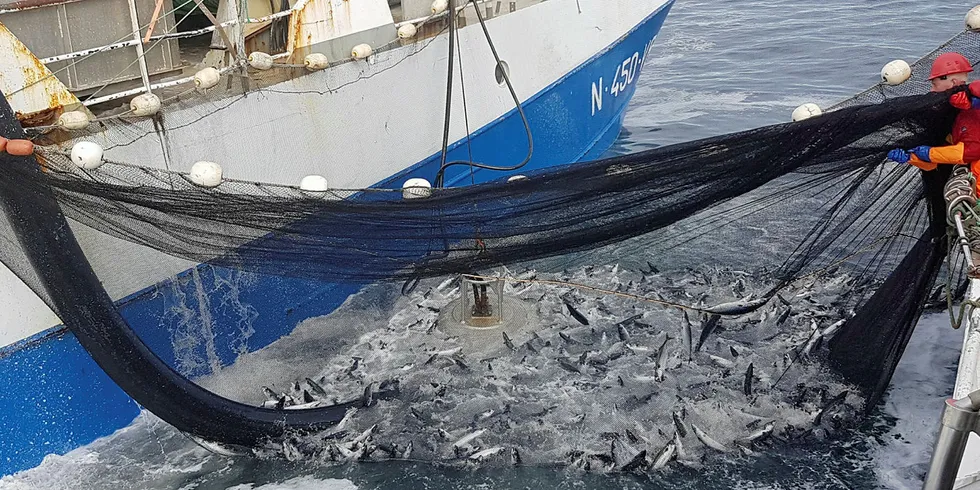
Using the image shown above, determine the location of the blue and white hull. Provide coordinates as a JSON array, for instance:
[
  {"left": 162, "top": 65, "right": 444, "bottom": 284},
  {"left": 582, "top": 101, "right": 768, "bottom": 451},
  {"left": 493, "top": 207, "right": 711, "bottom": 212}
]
[{"left": 0, "top": 0, "right": 672, "bottom": 476}]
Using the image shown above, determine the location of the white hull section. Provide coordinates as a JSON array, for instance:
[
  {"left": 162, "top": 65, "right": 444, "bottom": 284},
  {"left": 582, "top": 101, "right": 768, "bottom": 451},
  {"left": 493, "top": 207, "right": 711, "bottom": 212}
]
[
  {"left": 954, "top": 280, "right": 980, "bottom": 487},
  {"left": 0, "top": 0, "right": 670, "bottom": 348}
]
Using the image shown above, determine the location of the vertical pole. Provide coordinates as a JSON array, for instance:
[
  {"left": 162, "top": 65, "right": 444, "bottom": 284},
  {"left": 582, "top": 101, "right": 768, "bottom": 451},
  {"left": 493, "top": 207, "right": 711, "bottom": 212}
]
[
  {"left": 923, "top": 394, "right": 980, "bottom": 490},
  {"left": 235, "top": 0, "right": 248, "bottom": 62},
  {"left": 127, "top": 0, "right": 153, "bottom": 94}
]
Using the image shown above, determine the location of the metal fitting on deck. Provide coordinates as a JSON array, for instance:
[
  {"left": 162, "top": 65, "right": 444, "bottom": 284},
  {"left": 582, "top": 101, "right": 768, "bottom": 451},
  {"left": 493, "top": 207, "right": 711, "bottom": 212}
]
[{"left": 924, "top": 389, "right": 980, "bottom": 490}]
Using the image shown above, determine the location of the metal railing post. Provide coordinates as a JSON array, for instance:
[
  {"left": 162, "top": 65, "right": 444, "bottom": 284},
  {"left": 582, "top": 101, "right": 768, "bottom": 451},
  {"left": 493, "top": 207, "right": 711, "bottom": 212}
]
[
  {"left": 923, "top": 390, "right": 980, "bottom": 490},
  {"left": 126, "top": 0, "right": 153, "bottom": 94}
]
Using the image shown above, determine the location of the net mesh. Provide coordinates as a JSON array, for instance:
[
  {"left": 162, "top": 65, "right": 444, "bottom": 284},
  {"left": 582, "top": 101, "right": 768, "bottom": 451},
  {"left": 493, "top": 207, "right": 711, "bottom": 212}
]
[{"left": 2, "top": 22, "right": 980, "bottom": 466}]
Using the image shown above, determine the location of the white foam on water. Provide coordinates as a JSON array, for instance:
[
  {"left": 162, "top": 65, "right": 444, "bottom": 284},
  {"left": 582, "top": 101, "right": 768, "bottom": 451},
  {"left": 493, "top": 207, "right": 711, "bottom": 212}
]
[
  {"left": 0, "top": 413, "right": 228, "bottom": 490},
  {"left": 226, "top": 476, "right": 357, "bottom": 490}
]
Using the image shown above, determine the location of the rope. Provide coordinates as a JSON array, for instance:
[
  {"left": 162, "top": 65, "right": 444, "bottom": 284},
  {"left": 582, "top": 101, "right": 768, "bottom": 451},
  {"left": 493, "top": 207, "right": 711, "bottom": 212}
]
[{"left": 433, "top": 0, "right": 534, "bottom": 187}]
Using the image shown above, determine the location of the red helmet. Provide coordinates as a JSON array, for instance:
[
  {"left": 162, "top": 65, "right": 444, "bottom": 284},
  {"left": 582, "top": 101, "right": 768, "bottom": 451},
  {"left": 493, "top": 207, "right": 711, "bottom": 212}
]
[{"left": 929, "top": 52, "right": 973, "bottom": 80}]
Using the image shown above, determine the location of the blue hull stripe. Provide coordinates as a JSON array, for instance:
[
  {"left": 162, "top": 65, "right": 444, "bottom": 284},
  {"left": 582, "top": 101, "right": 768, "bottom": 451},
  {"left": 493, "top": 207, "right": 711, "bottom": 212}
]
[{"left": 0, "top": 2, "right": 672, "bottom": 477}]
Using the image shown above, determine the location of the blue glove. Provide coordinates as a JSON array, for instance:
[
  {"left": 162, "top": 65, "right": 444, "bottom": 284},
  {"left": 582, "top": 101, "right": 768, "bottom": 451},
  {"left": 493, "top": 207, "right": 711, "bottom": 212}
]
[
  {"left": 888, "top": 148, "right": 910, "bottom": 164},
  {"left": 910, "top": 146, "right": 932, "bottom": 162}
]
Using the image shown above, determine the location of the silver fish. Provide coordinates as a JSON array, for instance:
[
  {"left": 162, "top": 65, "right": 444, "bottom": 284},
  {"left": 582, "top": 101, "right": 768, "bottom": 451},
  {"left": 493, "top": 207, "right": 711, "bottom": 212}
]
[
  {"left": 703, "top": 296, "right": 770, "bottom": 316},
  {"left": 564, "top": 301, "right": 590, "bottom": 326},
  {"left": 353, "top": 424, "right": 377, "bottom": 444},
  {"left": 305, "top": 378, "right": 328, "bottom": 398},
  {"left": 361, "top": 382, "right": 375, "bottom": 407},
  {"left": 283, "top": 399, "right": 323, "bottom": 410},
  {"left": 696, "top": 314, "right": 721, "bottom": 352},
  {"left": 821, "top": 318, "right": 846, "bottom": 339},
  {"left": 502, "top": 331, "right": 516, "bottom": 350},
  {"left": 673, "top": 430, "right": 688, "bottom": 461},
  {"left": 453, "top": 429, "right": 486, "bottom": 448},
  {"left": 436, "top": 275, "right": 458, "bottom": 292},
  {"left": 681, "top": 311, "right": 693, "bottom": 360},
  {"left": 334, "top": 442, "right": 360, "bottom": 461},
  {"left": 776, "top": 306, "right": 792, "bottom": 325},
  {"left": 708, "top": 354, "right": 735, "bottom": 369},
  {"left": 652, "top": 440, "right": 676, "bottom": 470},
  {"left": 618, "top": 324, "right": 631, "bottom": 343},
  {"left": 672, "top": 410, "right": 688, "bottom": 438},
  {"left": 559, "top": 331, "right": 580, "bottom": 345},
  {"left": 646, "top": 261, "right": 659, "bottom": 274},
  {"left": 692, "top": 423, "right": 729, "bottom": 452},
  {"left": 801, "top": 333, "right": 823, "bottom": 358},
  {"left": 557, "top": 357, "right": 585, "bottom": 375},
  {"left": 324, "top": 408, "right": 357, "bottom": 437},
  {"left": 738, "top": 421, "right": 775, "bottom": 445},
  {"left": 468, "top": 446, "right": 505, "bottom": 461},
  {"left": 620, "top": 449, "right": 648, "bottom": 472},
  {"left": 262, "top": 386, "right": 278, "bottom": 401},
  {"left": 654, "top": 335, "right": 670, "bottom": 381},
  {"left": 743, "top": 363, "right": 754, "bottom": 396}
]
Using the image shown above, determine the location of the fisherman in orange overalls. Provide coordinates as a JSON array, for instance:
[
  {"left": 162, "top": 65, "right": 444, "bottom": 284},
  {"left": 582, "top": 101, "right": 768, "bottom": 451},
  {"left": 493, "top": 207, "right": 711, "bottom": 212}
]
[{"left": 888, "top": 53, "right": 980, "bottom": 183}]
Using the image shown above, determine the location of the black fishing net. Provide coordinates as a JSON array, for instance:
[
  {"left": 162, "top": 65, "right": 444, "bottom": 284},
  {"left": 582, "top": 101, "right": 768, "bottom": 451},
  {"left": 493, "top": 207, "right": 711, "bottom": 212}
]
[{"left": 3, "top": 24, "right": 980, "bottom": 469}]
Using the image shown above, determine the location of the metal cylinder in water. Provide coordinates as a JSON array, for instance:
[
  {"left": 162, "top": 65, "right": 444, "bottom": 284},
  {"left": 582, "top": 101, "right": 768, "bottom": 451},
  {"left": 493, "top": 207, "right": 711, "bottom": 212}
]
[{"left": 460, "top": 275, "right": 504, "bottom": 328}]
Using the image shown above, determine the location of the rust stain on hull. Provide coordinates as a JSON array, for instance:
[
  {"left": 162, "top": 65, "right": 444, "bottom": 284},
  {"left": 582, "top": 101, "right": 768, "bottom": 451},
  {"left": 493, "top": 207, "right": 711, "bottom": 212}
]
[
  {"left": 15, "top": 106, "right": 61, "bottom": 126},
  {"left": 7, "top": 24, "right": 78, "bottom": 126}
]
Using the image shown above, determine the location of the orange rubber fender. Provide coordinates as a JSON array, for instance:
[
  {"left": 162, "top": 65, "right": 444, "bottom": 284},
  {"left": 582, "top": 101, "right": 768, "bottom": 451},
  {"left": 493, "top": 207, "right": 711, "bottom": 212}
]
[{"left": 5, "top": 139, "right": 34, "bottom": 156}]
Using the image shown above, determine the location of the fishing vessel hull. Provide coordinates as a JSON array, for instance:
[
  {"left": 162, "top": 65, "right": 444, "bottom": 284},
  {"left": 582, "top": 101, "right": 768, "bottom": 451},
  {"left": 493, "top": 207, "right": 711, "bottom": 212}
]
[
  {"left": 0, "top": 0, "right": 671, "bottom": 476},
  {"left": 952, "top": 279, "right": 980, "bottom": 488}
]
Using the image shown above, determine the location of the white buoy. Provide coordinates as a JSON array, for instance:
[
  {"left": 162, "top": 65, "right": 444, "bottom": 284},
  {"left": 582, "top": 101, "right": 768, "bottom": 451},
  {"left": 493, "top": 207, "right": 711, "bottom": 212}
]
[
  {"left": 403, "top": 178, "right": 432, "bottom": 199},
  {"left": 304, "top": 53, "right": 329, "bottom": 71},
  {"left": 300, "top": 175, "right": 329, "bottom": 192},
  {"left": 967, "top": 6, "right": 980, "bottom": 30},
  {"left": 248, "top": 51, "right": 275, "bottom": 70},
  {"left": 397, "top": 23, "right": 418, "bottom": 39},
  {"left": 431, "top": 0, "right": 448, "bottom": 14},
  {"left": 130, "top": 93, "right": 162, "bottom": 116},
  {"left": 193, "top": 67, "right": 221, "bottom": 90},
  {"left": 70, "top": 141, "right": 104, "bottom": 170},
  {"left": 352, "top": 44, "right": 373, "bottom": 60},
  {"left": 58, "top": 110, "right": 90, "bottom": 130},
  {"left": 189, "top": 161, "right": 222, "bottom": 188},
  {"left": 791, "top": 103, "right": 822, "bottom": 122},
  {"left": 507, "top": 175, "right": 528, "bottom": 182},
  {"left": 880, "top": 59, "right": 911, "bottom": 86}
]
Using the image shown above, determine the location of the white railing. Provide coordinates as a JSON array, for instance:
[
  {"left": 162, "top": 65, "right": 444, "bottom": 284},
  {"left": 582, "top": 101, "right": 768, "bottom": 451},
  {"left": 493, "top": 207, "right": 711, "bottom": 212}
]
[{"left": 38, "top": 10, "right": 293, "bottom": 65}]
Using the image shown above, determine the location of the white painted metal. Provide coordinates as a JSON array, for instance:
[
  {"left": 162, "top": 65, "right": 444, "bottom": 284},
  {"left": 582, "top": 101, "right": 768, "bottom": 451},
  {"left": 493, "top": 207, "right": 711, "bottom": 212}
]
[
  {"left": 287, "top": 0, "right": 395, "bottom": 53},
  {"left": 1, "top": 0, "right": 670, "bottom": 348},
  {"left": 0, "top": 263, "right": 60, "bottom": 347},
  {"left": 126, "top": 0, "right": 153, "bottom": 93},
  {"left": 955, "top": 280, "right": 980, "bottom": 487}
]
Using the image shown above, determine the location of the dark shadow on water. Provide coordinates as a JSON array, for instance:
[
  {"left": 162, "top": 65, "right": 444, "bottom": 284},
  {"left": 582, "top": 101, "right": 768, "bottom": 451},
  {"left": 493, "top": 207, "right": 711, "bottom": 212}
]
[{"left": 603, "top": 126, "right": 663, "bottom": 157}]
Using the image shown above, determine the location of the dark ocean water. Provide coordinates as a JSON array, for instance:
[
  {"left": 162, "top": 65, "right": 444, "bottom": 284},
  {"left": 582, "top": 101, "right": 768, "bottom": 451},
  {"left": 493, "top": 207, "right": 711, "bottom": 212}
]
[{"left": 1, "top": 1, "right": 972, "bottom": 489}]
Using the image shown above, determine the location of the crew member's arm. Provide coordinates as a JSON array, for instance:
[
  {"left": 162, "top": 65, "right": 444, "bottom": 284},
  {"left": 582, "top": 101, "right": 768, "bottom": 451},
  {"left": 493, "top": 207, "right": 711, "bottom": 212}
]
[{"left": 888, "top": 143, "right": 966, "bottom": 171}]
